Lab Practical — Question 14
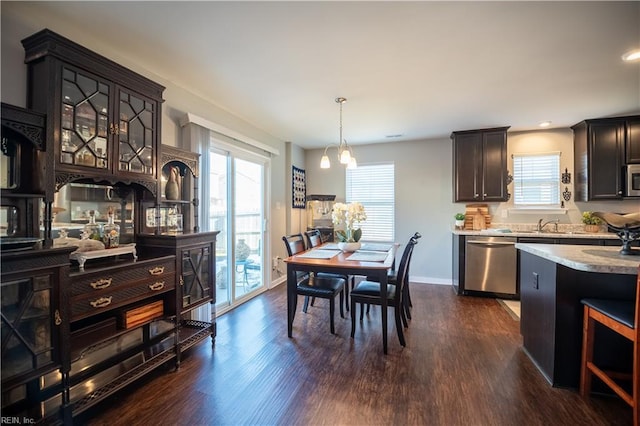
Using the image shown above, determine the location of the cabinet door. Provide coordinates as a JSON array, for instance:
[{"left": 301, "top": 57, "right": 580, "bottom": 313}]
[
  {"left": 117, "top": 88, "right": 158, "bottom": 177},
  {"left": 181, "top": 245, "right": 212, "bottom": 310},
  {"left": 482, "top": 130, "right": 508, "bottom": 201},
  {"left": 626, "top": 117, "right": 640, "bottom": 164},
  {"left": 60, "top": 67, "right": 112, "bottom": 170},
  {"left": 1, "top": 273, "right": 58, "bottom": 381},
  {"left": 588, "top": 121, "right": 624, "bottom": 199},
  {"left": 453, "top": 133, "right": 482, "bottom": 202}
]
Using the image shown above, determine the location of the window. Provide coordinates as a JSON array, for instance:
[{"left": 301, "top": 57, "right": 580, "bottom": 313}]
[
  {"left": 346, "top": 163, "right": 394, "bottom": 241},
  {"left": 512, "top": 152, "right": 560, "bottom": 206}
]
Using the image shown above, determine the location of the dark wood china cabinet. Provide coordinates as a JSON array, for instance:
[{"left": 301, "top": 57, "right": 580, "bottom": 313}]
[
  {"left": 1, "top": 102, "right": 77, "bottom": 423},
  {"left": 22, "top": 29, "right": 163, "bottom": 196},
  {"left": 137, "top": 145, "right": 215, "bottom": 367},
  {"left": 0, "top": 29, "right": 217, "bottom": 424}
]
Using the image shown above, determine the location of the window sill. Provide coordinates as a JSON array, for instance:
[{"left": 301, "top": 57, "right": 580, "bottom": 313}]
[{"left": 507, "top": 208, "right": 567, "bottom": 215}]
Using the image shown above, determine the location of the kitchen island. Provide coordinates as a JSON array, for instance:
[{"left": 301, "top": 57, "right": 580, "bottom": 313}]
[{"left": 516, "top": 243, "right": 638, "bottom": 388}]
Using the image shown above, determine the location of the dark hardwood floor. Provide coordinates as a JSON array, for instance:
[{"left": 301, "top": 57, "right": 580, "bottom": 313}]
[{"left": 80, "top": 283, "right": 630, "bottom": 426}]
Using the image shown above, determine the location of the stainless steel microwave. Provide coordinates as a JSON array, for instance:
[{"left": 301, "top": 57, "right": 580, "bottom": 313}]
[{"left": 625, "top": 164, "right": 640, "bottom": 197}]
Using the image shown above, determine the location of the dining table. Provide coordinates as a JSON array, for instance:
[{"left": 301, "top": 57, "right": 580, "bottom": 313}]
[{"left": 284, "top": 242, "right": 398, "bottom": 354}]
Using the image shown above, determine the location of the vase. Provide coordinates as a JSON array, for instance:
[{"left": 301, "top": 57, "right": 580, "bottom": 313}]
[
  {"left": 165, "top": 166, "right": 180, "bottom": 200},
  {"left": 338, "top": 241, "right": 361, "bottom": 252},
  {"left": 455, "top": 219, "right": 465, "bottom": 229},
  {"left": 83, "top": 210, "right": 102, "bottom": 241},
  {"left": 101, "top": 208, "right": 120, "bottom": 249}
]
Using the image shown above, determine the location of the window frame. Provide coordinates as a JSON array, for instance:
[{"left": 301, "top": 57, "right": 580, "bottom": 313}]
[
  {"left": 345, "top": 162, "right": 395, "bottom": 242},
  {"left": 511, "top": 151, "right": 562, "bottom": 208}
]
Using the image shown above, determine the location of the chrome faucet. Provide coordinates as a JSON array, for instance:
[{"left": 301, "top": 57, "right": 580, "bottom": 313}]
[{"left": 537, "top": 219, "right": 559, "bottom": 232}]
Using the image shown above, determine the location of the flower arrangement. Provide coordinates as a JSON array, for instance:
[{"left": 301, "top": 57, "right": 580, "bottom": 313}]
[
  {"left": 581, "top": 211, "right": 602, "bottom": 225},
  {"left": 332, "top": 202, "right": 367, "bottom": 242}
]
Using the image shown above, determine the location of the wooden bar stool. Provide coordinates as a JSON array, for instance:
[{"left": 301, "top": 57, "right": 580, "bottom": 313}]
[{"left": 580, "top": 266, "right": 640, "bottom": 426}]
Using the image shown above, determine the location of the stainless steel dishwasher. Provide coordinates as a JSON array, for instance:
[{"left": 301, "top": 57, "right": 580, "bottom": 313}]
[{"left": 464, "top": 236, "right": 517, "bottom": 295}]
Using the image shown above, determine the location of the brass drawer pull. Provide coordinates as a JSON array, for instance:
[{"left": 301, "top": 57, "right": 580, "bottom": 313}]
[
  {"left": 90, "top": 278, "right": 113, "bottom": 290},
  {"left": 179, "top": 276, "right": 184, "bottom": 286},
  {"left": 54, "top": 309, "right": 62, "bottom": 326},
  {"left": 90, "top": 296, "right": 113, "bottom": 309},
  {"left": 149, "top": 266, "right": 165, "bottom": 276},
  {"left": 149, "top": 281, "right": 165, "bottom": 291}
]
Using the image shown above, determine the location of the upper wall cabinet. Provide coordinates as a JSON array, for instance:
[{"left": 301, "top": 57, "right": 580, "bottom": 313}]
[
  {"left": 572, "top": 115, "right": 640, "bottom": 200},
  {"left": 21, "top": 29, "right": 165, "bottom": 196},
  {"left": 625, "top": 117, "right": 640, "bottom": 164},
  {"left": 451, "top": 127, "right": 510, "bottom": 202}
]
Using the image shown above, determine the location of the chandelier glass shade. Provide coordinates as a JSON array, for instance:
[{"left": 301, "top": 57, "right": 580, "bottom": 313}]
[{"left": 320, "top": 97, "right": 357, "bottom": 169}]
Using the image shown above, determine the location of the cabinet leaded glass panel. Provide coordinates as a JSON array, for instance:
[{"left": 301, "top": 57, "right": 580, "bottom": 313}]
[
  {"left": 181, "top": 246, "right": 211, "bottom": 309},
  {"left": 119, "top": 90, "right": 155, "bottom": 175},
  {"left": 61, "top": 68, "right": 109, "bottom": 168},
  {"left": 1, "top": 274, "right": 55, "bottom": 380}
]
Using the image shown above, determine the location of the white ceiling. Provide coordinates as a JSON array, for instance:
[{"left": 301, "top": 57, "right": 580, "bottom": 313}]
[{"left": 7, "top": 1, "right": 640, "bottom": 149}]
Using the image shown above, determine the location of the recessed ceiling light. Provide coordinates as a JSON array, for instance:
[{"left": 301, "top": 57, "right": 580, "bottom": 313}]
[
  {"left": 622, "top": 49, "right": 640, "bottom": 62},
  {"left": 539, "top": 121, "right": 552, "bottom": 128}
]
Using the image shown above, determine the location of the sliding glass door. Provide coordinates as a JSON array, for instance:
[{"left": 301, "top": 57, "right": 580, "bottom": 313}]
[{"left": 209, "top": 149, "right": 266, "bottom": 312}]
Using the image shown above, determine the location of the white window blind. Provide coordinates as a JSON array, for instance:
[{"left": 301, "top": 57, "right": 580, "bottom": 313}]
[
  {"left": 346, "top": 163, "right": 394, "bottom": 242},
  {"left": 513, "top": 152, "right": 560, "bottom": 206}
]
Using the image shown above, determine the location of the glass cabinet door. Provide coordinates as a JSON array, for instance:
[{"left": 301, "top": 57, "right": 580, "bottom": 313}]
[
  {"left": 118, "top": 89, "right": 156, "bottom": 176},
  {"left": 181, "top": 246, "right": 211, "bottom": 309},
  {"left": 60, "top": 67, "right": 110, "bottom": 169},
  {"left": 1, "top": 274, "right": 57, "bottom": 381}
]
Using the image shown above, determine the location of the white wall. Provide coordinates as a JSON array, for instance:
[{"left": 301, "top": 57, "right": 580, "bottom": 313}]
[{"left": 307, "top": 138, "right": 458, "bottom": 285}]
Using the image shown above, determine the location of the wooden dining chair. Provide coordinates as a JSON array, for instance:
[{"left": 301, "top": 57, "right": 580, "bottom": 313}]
[
  {"left": 304, "top": 228, "right": 352, "bottom": 311},
  {"left": 364, "top": 231, "right": 421, "bottom": 325},
  {"left": 350, "top": 237, "right": 416, "bottom": 347},
  {"left": 282, "top": 234, "right": 346, "bottom": 334},
  {"left": 579, "top": 266, "right": 640, "bottom": 426}
]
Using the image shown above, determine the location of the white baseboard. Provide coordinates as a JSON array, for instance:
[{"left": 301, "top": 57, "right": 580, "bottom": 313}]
[
  {"left": 269, "top": 275, "right": 287, "bottom": 288},
  {"left": 410, "top": 276, "right": 451, "bottom": 286}
]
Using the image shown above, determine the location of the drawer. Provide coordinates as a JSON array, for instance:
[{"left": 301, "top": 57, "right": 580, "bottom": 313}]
[
  {"left": 120, "top": 300, "right": 164, "bottom": 329},
  {"left": 71, "top": 257, "right": 175, "bottom": 297},
  {"left": 71, "top": 273, "right": 175, "bottom": 321}
]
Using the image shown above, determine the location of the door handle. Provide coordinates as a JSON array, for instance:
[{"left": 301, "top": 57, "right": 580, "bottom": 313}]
[{"left": 467, "top": 241, "right": 515, "bottom": 246}]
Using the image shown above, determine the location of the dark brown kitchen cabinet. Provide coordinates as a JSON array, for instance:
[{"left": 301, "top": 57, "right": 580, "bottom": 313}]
[
  {"left": 626, "top": 117, "right": 640, "bottom": 164},
  {"left": 572, "top": 115, "right": 640, "bottom": 200},
  {"left": 452, "top": 127, "right": 509, "bottom": 202},
  {"left": 22, "top": 29, "right": 164, "bottom": 195}
]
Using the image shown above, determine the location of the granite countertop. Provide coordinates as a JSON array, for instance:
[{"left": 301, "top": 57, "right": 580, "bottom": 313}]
[
  {"left": 516, "top": 243, "right": 640, "bottom": 275},
  {"left": 452, "top": 228, "right": 619, "bottom": 239}
]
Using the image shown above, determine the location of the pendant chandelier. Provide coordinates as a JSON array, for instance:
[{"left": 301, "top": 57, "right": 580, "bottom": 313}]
[{"left": 320, "top": 97, "right": 357, "bottom": 169}]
